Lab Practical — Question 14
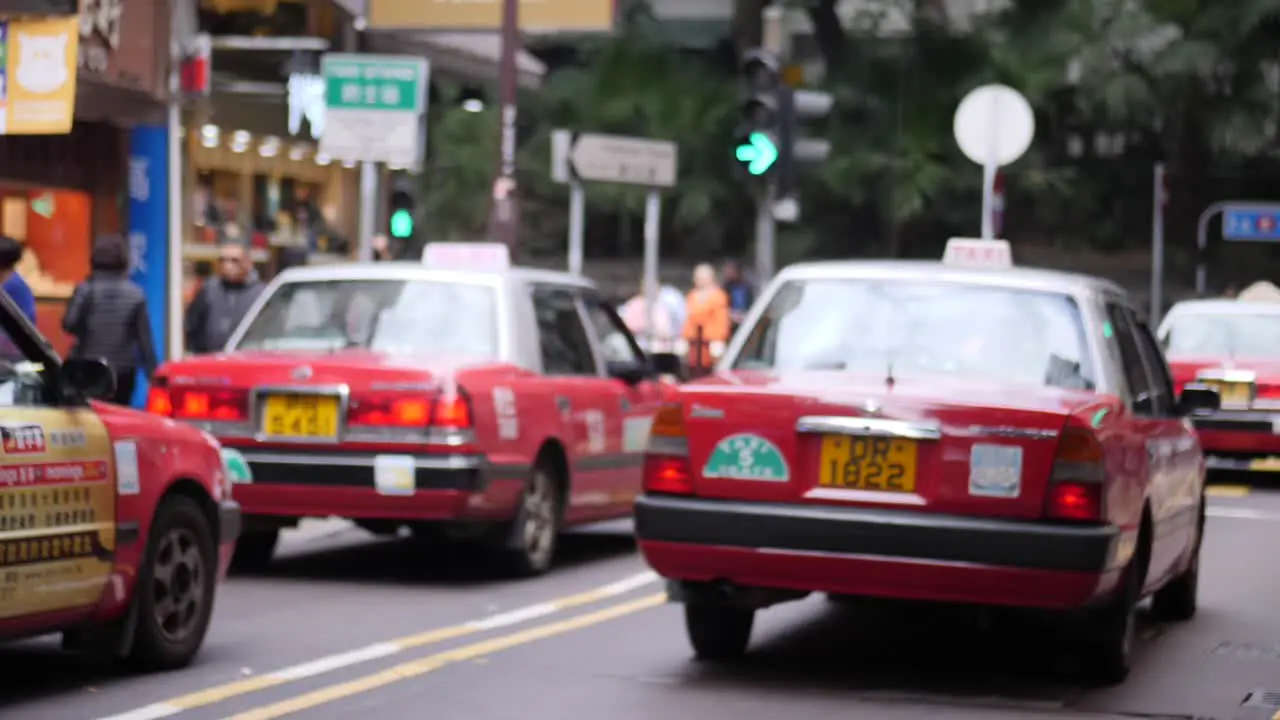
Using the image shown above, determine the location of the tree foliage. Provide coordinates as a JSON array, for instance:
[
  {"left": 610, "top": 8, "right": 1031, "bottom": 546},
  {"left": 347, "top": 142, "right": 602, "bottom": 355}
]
[{"left": 422, "top": 0, "right": 1280, "bottom": 264}]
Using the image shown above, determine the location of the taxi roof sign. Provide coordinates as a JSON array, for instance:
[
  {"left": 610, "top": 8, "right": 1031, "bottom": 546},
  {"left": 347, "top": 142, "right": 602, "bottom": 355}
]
[
  {"left": 942, "top": 237, "right": 1013, "bottom": 269},
  {"left": 421, "top": 242, "right": 511, "bottom": 271}
]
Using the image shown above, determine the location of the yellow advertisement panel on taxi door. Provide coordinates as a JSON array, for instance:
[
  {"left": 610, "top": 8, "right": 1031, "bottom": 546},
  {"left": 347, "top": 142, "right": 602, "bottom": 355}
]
[{"left": 0, "top": 408, "right": 115, "bottom": 619}]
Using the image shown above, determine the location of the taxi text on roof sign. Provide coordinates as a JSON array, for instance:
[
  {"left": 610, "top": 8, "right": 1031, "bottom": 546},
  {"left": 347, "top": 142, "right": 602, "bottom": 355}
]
[
  {"left": 421, "top": 242, "right": 511, "bottom": 271},
  {"left": 942, "top": 238, "right": 1013, "bottom": 269}
]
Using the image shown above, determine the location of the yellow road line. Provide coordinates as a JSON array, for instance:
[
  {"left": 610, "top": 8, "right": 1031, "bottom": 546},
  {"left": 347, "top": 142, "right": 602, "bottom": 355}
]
[
  {"left": 1205, "top": 484, "right": 1251, "bottom": 498},
  {"left": 226, "top": 593, "right": 665, "bottom": 720},
  {"left": 101, "top": 572, "right": 658, "bottom": 718}
]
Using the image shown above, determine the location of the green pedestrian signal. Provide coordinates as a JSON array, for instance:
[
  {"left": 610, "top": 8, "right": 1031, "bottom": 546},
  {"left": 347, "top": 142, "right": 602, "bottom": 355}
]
[
  {"left": 735, "top": 132, "right": 779, "bottom": 175},
  {"left": 389, "top": 208, "right": 413, "bottom": 238}
]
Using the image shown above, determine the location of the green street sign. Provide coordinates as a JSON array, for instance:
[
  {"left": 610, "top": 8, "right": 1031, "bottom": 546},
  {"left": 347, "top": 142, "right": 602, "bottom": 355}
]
[
  {"left": 390, "top": 208, "right": 413, "bottom": 238},
  {"left": 322, "top": 56, "right": 427, "bottom": 113},
  {"left": 735, "top": 132, "right": 778, "bottom": 175}
]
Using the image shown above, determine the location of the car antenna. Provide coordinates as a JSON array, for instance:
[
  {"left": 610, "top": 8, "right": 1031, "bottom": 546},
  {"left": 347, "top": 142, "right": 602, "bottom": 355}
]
[{"left": 885, "top": 360, "right": 895, "bottom": 390}]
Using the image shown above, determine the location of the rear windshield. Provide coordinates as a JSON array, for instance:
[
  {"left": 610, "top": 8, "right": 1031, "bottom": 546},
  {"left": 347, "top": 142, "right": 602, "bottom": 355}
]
[
  {"left": 732, "top": 278, "right": 1095, "bottom": 390},
  {"left": 234, "top": 279, "right": 499, "bottom": 357},
  {"left": 1162, "top": 312, "right": 1280, "bottom": 357}
]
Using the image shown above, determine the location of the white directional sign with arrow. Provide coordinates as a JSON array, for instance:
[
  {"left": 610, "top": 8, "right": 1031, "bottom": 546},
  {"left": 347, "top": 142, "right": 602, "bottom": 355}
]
[{"left": 551, "top": 130, "right": 678, "bottom": 188}]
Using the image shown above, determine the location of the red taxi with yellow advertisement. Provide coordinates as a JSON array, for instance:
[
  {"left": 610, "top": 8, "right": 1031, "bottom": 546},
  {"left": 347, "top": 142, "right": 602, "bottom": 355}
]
[
  {"left": 0, "top": 293, "right": 241, "bottom": 669},
  {"left": 635, "top": 239, "right": 1219, "bottom": 685},
  {"left": 1157, "top": 296, "right": 1280, "bottom": 473},
  {"left": 148, "top": 243, "right": 678, "bottom": 576}
]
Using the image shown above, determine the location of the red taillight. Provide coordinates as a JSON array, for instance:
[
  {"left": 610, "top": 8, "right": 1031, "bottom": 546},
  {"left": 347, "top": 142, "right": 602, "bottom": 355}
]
[
  {"left": 347, "top": 392, "right": 472, "bottom": 429},
  {"left": 1046, "top": 482, "right": 1102, "bottom": 521},
  {"left": 643, "top": 455, "right": 693, "bottom": 494},
  {"left": 1044, "top": 424, "right": 1105, "bottom": 522},
  {"left": 171, "top": 388, "right": 247, "bottom": 422},
  {"left": 432, "top": 394, "right": 472, "bottom": 428},
  {"left": 642, "top": 403, "right": 693, "bottom": 495},
  {"left": 146, "top": 387, "right": 173, "bottom": 416},
  {"left": 1258, "top": 383, "right": 1280, "bottom": 400}
]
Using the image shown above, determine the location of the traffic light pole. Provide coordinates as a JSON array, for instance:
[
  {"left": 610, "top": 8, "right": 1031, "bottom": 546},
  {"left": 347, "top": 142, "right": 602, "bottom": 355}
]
[{"left": 754, "top": 5, "right": 786, "bottom": 287}]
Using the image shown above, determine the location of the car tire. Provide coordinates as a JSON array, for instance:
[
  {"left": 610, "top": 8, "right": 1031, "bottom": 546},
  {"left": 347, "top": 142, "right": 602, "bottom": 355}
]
[
  {"left": 230, "top": 529, "right": 279, "bottom": 573},
  {"left": 685, "top": 603, "right": 754, "bottom": 662},
  {"left": 127, "top": 495, "right": 217, "bottom": 671},
  {"left": 493, "top": 464, "right": 561, "bottom": 577},
  {"left": 1076, "top": 560, "right": 1139, "bottom": 686},
  {"left": 1151, "top": 498, "right": 1203, "bottom": 622}
]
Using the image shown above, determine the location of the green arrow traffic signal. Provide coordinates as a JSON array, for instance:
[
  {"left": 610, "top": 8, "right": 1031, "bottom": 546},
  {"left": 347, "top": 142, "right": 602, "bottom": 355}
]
[
  {"left": 735, "top": 132, "right": 779, "bottom": 175},
  {"left": 389, "top": 208, "right": 413, "bottom": 238}
]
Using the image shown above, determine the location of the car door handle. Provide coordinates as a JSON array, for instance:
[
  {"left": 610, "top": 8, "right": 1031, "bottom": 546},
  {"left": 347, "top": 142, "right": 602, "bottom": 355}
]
[
  {"left": 620, "top": 396, "right": 631, "bottom": 412},
  {"left": 556, "top": 396, "right": 571, "bottom": 413}
]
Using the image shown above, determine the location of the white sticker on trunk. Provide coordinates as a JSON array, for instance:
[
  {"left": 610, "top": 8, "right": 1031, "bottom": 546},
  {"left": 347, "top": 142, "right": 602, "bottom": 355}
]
[
  {"left": 113, "top": 441, "right": 141, "bottom": 495},
  {"left": 1272, "top": 415, "right": 1280, "bottom": 435},
  {"left": 968, "top": 443, "right": 1023, "bottom": 498},
  {"left": 493, "top": 386, "right": 519, "bottom": 440},
  {"left": 374, "top": 454, "right": 416, "bottom": 496},
  {"left": 623, "top": 416, "right": 654, "bottom": 453},
  {"left": 703, "top": 433, "right": 790, "bottom": 482}
]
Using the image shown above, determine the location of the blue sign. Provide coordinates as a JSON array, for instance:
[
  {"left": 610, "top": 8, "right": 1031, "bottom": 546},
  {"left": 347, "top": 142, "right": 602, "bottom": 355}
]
[
  {"left": 1223, "top": 204, "right": 1280, "bottom": 241},
  {"left": 127, "top": 125, "right": 169, "bottom": 408}
]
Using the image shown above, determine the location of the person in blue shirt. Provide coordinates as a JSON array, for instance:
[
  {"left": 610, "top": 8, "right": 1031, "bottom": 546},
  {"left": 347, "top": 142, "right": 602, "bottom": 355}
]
[
  {"left": 721, "top": 259, "right": 754, "bottom": 332},
  {"left": 0, "top": 235, "right": 37, "bottom": 324}
]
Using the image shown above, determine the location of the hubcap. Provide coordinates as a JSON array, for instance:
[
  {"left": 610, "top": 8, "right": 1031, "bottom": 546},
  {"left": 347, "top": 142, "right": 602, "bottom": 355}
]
[
  {"left": 151, "top": 528, "right": 205, "bottom": 642},
  {"left": 521, "top": 471, "right": 557, "bottom": 565}
]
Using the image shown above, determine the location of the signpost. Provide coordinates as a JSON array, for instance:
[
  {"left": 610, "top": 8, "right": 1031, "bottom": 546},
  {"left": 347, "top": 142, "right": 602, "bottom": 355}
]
[
  {"left": 320, "top": 54, "right": 430, "bottom": 262},
  {"left": 1191, "top": 200, "right": 1280, "bottom": 295},
  {"left": 551, "top": 129, "right": 678, "bottom": 347},
  {"left": 952, "top": 84, "right": 1035, "bottom": 239}
]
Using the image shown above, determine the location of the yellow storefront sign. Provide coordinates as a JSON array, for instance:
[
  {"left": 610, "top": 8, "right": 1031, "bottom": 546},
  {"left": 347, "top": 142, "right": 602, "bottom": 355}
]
[
  {"left": 366, "top": 0, "right": 615, "bottom": 32},
  {"left": 0, "top": 408, "right": 115, "bottom": 619},
  {"left": 0, "top": 16, "right": 80, "bottom": 135}
]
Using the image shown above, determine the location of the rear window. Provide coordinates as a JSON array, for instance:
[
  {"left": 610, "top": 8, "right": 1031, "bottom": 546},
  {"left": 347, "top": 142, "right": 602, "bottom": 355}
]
[
  {"left": 234, "top": 279, "right": 499, "bottom": 358},
  {"left": 732, "top": 278, "right": 1095, "bottom": 390},
  {"left": 1163, "top": 312, "right": 1280, "bottom": 358}
]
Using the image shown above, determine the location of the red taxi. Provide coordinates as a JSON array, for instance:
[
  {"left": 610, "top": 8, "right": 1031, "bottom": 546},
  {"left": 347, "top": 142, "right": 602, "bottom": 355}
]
[
  {"left": 0, "top": 294, "right": 240, "bottom": 669},
  {"left": 147, "top": 243, "right": 677, "bottom": 576},
  {"left": 1158, "top": 297, "right": 1280, "bottom": 473},
  {"left": 635, "top": 239, "right": 1219, "bottom": 685}
]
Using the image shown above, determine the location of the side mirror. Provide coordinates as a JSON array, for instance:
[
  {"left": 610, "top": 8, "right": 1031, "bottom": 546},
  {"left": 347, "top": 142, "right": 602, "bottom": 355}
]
[
  {"left": 648, "top": 352, "right": 682, "bottom": 377},
  {"left": 1178, "top": 383, "right": 1220, "bottom": 416},
  {"left": 606, "top": 359, "right": 648, "bottom": 385},
  {"left": 62, "top": 358, "right": 116, "bottom": 402}
]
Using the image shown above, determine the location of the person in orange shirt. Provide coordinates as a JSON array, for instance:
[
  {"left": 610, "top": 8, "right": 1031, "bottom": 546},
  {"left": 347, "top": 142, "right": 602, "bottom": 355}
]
[{"left": 681, "top": 263, "right": 731, "bottom": 374}]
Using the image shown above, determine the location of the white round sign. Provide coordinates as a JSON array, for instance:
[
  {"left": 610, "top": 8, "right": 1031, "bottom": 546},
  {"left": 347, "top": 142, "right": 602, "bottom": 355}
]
[{"left": 953, "top": 84, "right": 1035, "bottom": 167}]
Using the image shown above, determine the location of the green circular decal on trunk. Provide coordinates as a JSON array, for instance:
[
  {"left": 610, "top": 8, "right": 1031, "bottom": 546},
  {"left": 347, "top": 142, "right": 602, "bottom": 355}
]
[
  {"left": 702, "top": 433, "right": 790, "bottom": 481},
  {"left": 221, "top": 448, "right": 252, "bottom": 484}
]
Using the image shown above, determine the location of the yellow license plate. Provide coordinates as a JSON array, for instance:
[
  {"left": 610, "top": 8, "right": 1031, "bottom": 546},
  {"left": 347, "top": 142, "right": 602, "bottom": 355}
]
[
  {"left": 1206, "top": 380, "right": 1252, "bottom": 406},
  {"left": 818, "top": 435, "right": 917, "bottom": 492},
  {"left": 261, "top": 395, "right": 339, "bottom": 438}
]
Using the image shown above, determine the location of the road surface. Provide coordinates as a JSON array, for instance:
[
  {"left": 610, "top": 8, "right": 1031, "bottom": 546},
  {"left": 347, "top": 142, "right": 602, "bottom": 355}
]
[{"left": 3, "top": 487, "right": 1280, "bottom": 720}]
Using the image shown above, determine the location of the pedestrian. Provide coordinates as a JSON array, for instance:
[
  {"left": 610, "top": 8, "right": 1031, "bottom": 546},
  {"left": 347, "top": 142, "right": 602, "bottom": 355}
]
[
  {"left": 62, "top": 234, "right": 157, "bottom": 405},
  {"left": 721, "top": 259, "right": 754, "bottom": 331},
  {"left": 0, "top": 235, "right": 37, "bottom": 324},
  {"left": 185, "top": 241, "right": 265, "bottom": 354},
  {"left": 620, "top": 276, "right": 678, "bottom": 353},
  {"left": 681, "top": 263, "right": 731, "bottom": 374},
  {"left": 371, "top": 234, "right": 395, "bottom": 261}
]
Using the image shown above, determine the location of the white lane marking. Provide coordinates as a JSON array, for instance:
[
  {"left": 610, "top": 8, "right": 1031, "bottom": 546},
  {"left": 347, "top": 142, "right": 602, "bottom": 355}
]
[
  {"left": 94, "top": 570, "right": 660, "bottom": 720},
  {"left": 1207, "top": 507, "right": 1280, "bottom": 521},
  {"left": 99, "top": 705, "right": 183, "bottom": 720},
  {"left": 269, "top": 642, "right": 401, "bottom": 681},
  {"left": 467, "top": 603, "right": 560, "bottom": 631},
  {"left": 598, "top": 570, "right": 659, "bottom": 596}
]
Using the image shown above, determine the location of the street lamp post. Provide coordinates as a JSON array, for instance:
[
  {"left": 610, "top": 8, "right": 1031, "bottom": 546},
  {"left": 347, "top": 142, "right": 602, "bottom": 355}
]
[{"left": 486, "top": 0, "right": 520, "bottom": 251}]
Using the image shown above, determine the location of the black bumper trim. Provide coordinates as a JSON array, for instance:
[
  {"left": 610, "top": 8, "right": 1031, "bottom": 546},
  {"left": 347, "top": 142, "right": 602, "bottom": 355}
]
[
  {"left": 239, "top": 453, "right": 524, "bottom": 492},
  {"left": 634, "top": 495, "right": 1119, "bottom": 573},
  {"left": 1193, "top": 412, "right": 1277, "bottom": 433},
  {"left": 219, "top": 500, "right": 242, "bottom": 543},
  {"left": 116, "top": 521, "right": 140, "bottom": 546}
]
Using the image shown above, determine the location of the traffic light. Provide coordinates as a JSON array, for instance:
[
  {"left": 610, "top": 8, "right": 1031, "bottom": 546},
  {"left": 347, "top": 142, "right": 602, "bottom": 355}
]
[
  {"left": 777, "top": 85, "right": 834, "bottom": 197},
  {"left": 733, "top": 48, "right": 784, "bottom": 181},
  {"left": 388, "top": 190, "right": 414, "bottom": 240}
]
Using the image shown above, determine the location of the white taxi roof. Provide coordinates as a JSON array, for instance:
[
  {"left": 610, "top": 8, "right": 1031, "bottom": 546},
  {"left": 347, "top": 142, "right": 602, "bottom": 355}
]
[
  {"left": 269, "top": 259, "right": 596, "bottom": 291},
  {"left": 775, "top": 257, "right": 1125, "bottom": 298}
]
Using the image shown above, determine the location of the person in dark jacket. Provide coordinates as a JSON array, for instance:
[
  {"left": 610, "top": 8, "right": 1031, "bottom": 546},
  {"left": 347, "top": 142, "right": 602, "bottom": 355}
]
[
  {"left": 62, "top": 234, "right": 158, "bottom": 405},
  {"left": 185, "top": 240, "right": 265, "bottom": 354}
]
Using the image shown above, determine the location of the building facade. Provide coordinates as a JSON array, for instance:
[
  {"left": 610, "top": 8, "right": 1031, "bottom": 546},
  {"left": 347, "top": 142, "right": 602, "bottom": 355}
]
[{"left": 0, "top": 0, "right": 172, "bottom": 355}]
